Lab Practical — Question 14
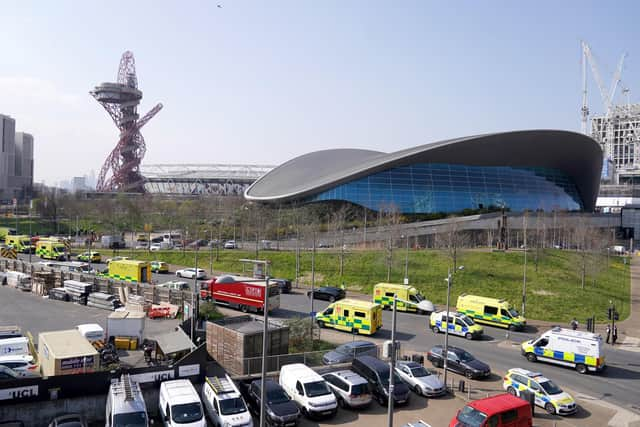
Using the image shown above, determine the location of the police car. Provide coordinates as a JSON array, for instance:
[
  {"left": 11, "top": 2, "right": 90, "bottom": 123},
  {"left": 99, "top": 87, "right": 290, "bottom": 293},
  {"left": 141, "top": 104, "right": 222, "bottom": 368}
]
[
  {"left": 503, "top": 368, "right": 577, "bottom": 415},
  {"left": 429, "top": 311, "right": 483, "bottom": 340}
]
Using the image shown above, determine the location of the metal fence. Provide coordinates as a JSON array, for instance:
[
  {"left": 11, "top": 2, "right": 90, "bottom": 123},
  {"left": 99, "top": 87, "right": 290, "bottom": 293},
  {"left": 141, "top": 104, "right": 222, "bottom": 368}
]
[{"left": 242, "top": 349, "right": 334, "bottom": 375}]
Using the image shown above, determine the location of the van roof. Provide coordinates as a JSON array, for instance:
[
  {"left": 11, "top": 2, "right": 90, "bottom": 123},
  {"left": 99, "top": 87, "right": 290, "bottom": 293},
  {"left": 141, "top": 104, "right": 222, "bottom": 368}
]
[
  {"left": 280, "top": 363, "right": 324, "bottom": 382},
  {"left": 110, "top": 375, "right": 147, "bottom": 415},
  {"left": 375, "top": 283, "right": 411, "bottom": 290},
  {"left": 0, "top": 336, "right": 28, "bottom": 344},
  {"left": 547, "top": 327, "right": 601, "bottom": 341},
  {"left": 162, "top": 379, "right": 200, "bottom": 405},
  {"left": 111, "top": 259, "right": 149, "bottom": 267},
  {"left": 205, "top": 376, "right": 241, "bottom": 399},
  {"left": 334, "top": 298, "right": 380, "bottom": 310},
  {"left": 458, "top": 294, "right": 509, "bottom": 305},
  {"left": 355, "top": 355, "right": 388, "bottom": 372},
  {"left": 467, "top": 393, "right": 529, "bottom": 414}
]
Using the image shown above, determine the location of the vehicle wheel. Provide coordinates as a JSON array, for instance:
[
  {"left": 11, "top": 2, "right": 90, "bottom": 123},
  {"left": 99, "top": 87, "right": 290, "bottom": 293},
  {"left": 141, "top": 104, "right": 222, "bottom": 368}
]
[
  {"left": 317, "top": 320, "right": 325, "bottom": 328},
  {"left": 329, "top": 296, "right": 336, "bottom": 302},
  {"left": 545, "top": 403, "right": 556, "bottom": 415},
  {"left": 240, "top": 305, "right": 248, "bottom": 313},
  {"left": 432, "top": 326, "right": 440, "bottom": 334},
  {"left": 465, "top": 370, "right": 474, "bottom": 379},
  {"left": 465, "top": 332, "right": 473, "bottom": 340},
  {"left": 508, "top": 324, "right": 517, "bottom": 331},
  {"left": 576, "top": 363, "right": 587, "bottom": 374},
  {"left": 433, "top": 359, "right": 443, "bottom": 369},
  {"left": 526, "top": 353, "right": 537, "bottom": 362},
  {"left": 339, "top": 397, "right": 348, "bottom": 409},
  {"left": 177, "top": 273, "right": 182, "bottom": 278},
  {"left": 507, "top": 386, "right": 517, "bottom": 396},
  {"left": 413, "top": 384, "right": 423, "bottom": 396}
]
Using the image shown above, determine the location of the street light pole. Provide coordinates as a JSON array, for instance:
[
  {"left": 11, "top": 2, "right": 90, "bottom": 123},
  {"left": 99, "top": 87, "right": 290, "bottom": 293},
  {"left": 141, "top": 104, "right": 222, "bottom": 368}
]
[
  {"left": 443, "top": 268, "right": 452, "bottom": 389},
  {"left": 387, "top": 294, "right": 398, "bottom": 427},
  {"left": 522, "top": 214, "right": 527, "bottom": 317},
  {"left": 404, "top": 234, "right": 409, "bottom": 285},
  {"left": 191, "top": 232, "right": 200, "bottom": 345},
  {"left": 209, "top": 228, "right": 213, "bottom": 275},
  {"left": 28, "top": 201, "right": 32, "bottom": 264},
  {"left": 259, "top": 277, "right": 270, "bottom": 427}
]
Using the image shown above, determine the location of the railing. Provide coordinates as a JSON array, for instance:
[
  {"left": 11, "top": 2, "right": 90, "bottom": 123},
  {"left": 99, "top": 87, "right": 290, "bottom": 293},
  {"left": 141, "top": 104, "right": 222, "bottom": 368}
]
[{"left": 242, "top": 349, "right": 335, "bottom": 376}]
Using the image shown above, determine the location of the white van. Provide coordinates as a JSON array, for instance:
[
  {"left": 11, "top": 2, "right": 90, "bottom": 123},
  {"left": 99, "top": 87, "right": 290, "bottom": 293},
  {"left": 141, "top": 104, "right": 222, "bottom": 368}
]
[
  {"left": 521, "top": 327, "right": 605, "bottom": 374},
  {"left": 77, "top": 324, "right": 105, "bottom": 343},
  {"left": 202, "top": 375, "right": 253, "bottom": 427},
  {"left": 159, "top": 379, "right": 206, "bottom": 427},
  {"left": 279, "top": 363, "right": 337, "bottom": 418},
  {"left": 105, "top": 374, "right": 149, "bottom": 427},
  {"left": 0, "top": 337, "right": 30, "bottom": 356}
]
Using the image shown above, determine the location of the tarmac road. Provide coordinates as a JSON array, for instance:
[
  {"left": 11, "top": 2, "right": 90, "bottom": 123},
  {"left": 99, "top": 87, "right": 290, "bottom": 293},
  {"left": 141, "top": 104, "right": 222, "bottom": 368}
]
[{"left": 264, "top": 289, "right": 640, "bottom": 415}]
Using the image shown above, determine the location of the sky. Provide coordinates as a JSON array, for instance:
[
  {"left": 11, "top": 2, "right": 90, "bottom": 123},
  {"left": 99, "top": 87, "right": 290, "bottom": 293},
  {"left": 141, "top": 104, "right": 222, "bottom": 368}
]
[{"left": 1, "top": 1, "right": 639, "bottom": 185}]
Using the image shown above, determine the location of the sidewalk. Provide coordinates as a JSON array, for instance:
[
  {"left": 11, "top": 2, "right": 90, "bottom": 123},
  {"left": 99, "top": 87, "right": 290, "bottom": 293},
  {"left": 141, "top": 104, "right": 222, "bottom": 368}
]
[{"left": 614, "top": 255, "right": 640, "bottom": 351}]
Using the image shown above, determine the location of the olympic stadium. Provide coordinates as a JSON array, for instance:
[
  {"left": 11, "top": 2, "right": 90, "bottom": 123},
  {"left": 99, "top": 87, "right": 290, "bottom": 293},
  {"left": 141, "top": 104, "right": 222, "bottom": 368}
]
[{"left": 244, "top": 130, "right": 603, "bottom": 214}]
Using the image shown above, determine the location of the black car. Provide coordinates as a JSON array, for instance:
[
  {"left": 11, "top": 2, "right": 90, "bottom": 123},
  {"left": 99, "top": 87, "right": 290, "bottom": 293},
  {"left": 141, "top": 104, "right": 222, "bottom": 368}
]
[
  {"left": 427, "top": 345, "right": 491, "bottom": 379},
  {"left": 307, "top": 286, "right": 345, "bottom": 302},
  {"left": 241, "top": 379, "right": 301, "bottom": 427},
  {"left": 352, "top": 355, "right": 410, "bottom": 406},
  {"left": 322, "top": 340, "right": 378, "bottom": 365},
  {"left": 272, "top": 278, "right": 292, "bottom": 294}
]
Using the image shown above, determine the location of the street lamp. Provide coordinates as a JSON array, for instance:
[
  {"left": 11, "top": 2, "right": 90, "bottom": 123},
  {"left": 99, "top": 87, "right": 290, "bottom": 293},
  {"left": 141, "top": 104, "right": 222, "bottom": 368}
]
[
  {"left": 402, "top": 234, "right": 410, "bottom": 285},
  {"left": 387, "top": 294, "right": 398, "bottom": 427},
  {"left": 443, "top": 265, "right": 464, "bottom": 389}
]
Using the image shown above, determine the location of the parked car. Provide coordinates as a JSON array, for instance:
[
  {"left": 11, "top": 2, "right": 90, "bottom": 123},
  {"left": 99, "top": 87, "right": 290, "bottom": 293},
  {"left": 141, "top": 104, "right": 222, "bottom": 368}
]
[
  {"left": 427, "top": 345, "right": 491, "bottom": 379},
  {"left": 224, "top": 240, "right": 238, "bottom": 249},
  {"left": 0, "top": 365, "right": 38, "bottom": 380},
  {"left": 240, "top": 378, "right": 301, "bottom": 427},
  {"left": 395, "top": 361, "right": 446, "bottom": 397},
  {"left": 322, "top": 370, "right": 372, "bottom": 409},
  {"left": 157, "top": 280, "right": 190, "bottom": 291},
  {"left": 176, "top": 268, "right": 206, "bottom": 279},
  {"left": 47, "top": 414, "right": 87, "bottom": 427},
  {"left": 271, "top": 278, "right": 292, "bottom": 294},
  {"left": 503, "top": 368, "right": 577, "bottom": 415},
  {"left": 351, "top": 355, "right": 410, "bottom": 406},
  {"left": 149, "top": 243, "right": 162, "bottom": 252},
  {"left": 150, "top": 260, "right": 169, "bottom": 273},
  {"left": 77, "top": 251, "right": 101, "bottom": 263},
  {"left": 449, "top": 393, "right": 533, "bottom": 427},
  {"left": 0, "top": 354, "right": 38, "bottom": 373},
  {"left": 105, "top": 256, "right": 129, "bottom": 264},
  {"left": 135, "top": 242, "right": 149, "bottom": 250},
  {"left": 307, "top": 286, "right": 345, "bottom": 302},
  {"left": 187, "top": 239, "right": 209, "bottom": 248},
  {"left": 322, "top": 341, "right": 378, "bottom": 365},
  {"left": 401, "top": 422, "right": 432, "bottom": 427},
  {"left": 317, "top": 241, "right": 332, "bottom": 248}
]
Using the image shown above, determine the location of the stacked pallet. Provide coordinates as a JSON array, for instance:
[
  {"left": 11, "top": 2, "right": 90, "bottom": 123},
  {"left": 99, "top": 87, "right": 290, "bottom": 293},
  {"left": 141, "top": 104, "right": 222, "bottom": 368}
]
[
  {"left": 63, "top": 280, "right": 94, "bottom": 305},
  {"left": 48, "top": 287, "right": 69, "bottom": 301},
  {"left": 32, "top": 271, "right": 56, "bottom": 296},
  {"left": 87, "top": 292, "right": 121, "bottom": 311},
  {"left": 125, "top": 294, "right": 149, "bottom": 313}
]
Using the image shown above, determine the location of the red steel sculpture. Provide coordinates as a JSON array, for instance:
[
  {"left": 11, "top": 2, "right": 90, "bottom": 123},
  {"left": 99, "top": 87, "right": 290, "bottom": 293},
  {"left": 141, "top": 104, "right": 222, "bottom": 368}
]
[{"left": 91, "top": 51, "right": 163, "bottom": 192}]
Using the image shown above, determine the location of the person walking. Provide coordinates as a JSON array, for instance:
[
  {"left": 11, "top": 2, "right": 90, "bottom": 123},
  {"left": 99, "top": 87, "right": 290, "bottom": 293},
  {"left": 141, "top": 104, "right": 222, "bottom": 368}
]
[
  {"left": 570, "top": 317, "right": 579, "bottom": 330},
  {"left": 613, "top": 325, "right": 618, "bottom": 345},
  {"left": 606, "top": 325, "right": 611, "bottom": 344}
]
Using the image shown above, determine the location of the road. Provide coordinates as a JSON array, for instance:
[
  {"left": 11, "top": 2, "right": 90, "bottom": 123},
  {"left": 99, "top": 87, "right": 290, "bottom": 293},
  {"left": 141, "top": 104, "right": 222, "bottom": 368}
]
[{"left": 266, "top": 289, "right": 640, "bottom": 415}]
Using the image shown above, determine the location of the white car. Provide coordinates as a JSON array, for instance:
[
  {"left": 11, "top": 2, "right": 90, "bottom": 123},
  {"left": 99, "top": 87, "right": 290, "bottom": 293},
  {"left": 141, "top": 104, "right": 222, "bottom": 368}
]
[
  {"left": 149, "top": 243, "right": 162, "bottom": 252},
  {"left": 0, "top": 354, "right": 38, "bottom": 373},
  {"left": 176, "top": 268, "right": 206, "bottom": 279},
  {"left": 224, "top": 240, "right": 237, "bottom": 249},
  {"left": 157, "top": 280, "right": 190, "bottom": 291}
]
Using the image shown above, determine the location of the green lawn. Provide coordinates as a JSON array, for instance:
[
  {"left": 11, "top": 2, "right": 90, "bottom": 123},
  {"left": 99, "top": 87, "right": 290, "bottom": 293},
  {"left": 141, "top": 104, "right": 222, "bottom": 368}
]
[{"left": 128, "top": 247, "right": 630, "bottom": 324}]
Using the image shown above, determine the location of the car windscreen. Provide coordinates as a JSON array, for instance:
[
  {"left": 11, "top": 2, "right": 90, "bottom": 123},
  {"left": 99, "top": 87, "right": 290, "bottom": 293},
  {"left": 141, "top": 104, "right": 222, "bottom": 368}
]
[
  {"left": 508, "top": 308, "right": 520, "bottom": 318},
  {"left": 460, "top": 315, "right": 474, "bottom": 326},
  {"left": 539, "top": 380, "right": 563, "bottom": 395},
  {"left": 456, "top": 405, "right": 488, "bottom": 427},
  {"left": 410, "top": 366, "right": 431, "bottom": 377},
  {"left": 266, "top": 388, "right": 290, "bottom": 404},
  {"left": 113, "top": 411, "right": 148, "bottom": 427},
  {"left": 336, "top": 344, "right": 353, "bottom": 355},
  {"left": 219, "top": 397, "right": 247, "bottom": 415},
  {"left": 304, "top": 381, "right": 332, "bottom": 397},
  {"left": 171, "top": 403, "right": 203, "bottom": 423}
]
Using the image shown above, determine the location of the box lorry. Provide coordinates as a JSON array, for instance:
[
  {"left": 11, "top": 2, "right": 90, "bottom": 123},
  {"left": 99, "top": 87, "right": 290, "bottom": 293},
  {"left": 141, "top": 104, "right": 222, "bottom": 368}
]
[
  {"left": 107, "top": 259, "right": 151, "bottom": 283},
  {"left": 199, "top": 274, "right": 280, "bottom": 313}
]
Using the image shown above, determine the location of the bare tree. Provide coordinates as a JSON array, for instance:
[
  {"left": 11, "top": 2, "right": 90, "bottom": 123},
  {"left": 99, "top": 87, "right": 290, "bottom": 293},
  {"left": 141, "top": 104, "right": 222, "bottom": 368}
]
[{"left": 435, "top": 218, "right": 470, "bottom": 271}]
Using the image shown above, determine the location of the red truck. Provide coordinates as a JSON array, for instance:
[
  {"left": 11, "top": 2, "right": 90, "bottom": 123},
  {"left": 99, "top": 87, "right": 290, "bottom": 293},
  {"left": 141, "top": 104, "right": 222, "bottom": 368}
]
[{"left": 200, "top": 274, "right": 280, "bottom": 313}]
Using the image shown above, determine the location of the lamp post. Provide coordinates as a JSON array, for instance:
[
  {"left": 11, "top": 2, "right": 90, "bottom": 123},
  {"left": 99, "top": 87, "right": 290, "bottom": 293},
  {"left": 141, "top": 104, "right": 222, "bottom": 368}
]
[
  {"left": 28, "top": 201, "right": 32, "bottom": 264},
  {"left": 403, "top": 234, "right": 410, "bottom": 285},
  {"left": 209, "top": 228, "right": 214, "bottom": 275},
  {"left": 522, "top": 214, "right": 527, "bottom": 317},
  {"left": 259, "top": 276, "right": 271, "bottom": 427},
  {"left": 443, "top": 265, "right": 464, "bottom": 389},
  {"left": 190, "top": 230, "right": 200, "bottom": 345},
  {"left": 387, "top": 294, "right": 398, "bottom": 427}
]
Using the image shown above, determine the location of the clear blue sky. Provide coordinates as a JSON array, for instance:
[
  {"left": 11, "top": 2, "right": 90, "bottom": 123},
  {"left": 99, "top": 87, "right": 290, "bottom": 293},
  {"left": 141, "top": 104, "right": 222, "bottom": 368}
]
[{"left": 1, "top": 1, "right": 639, "bottom": 184}]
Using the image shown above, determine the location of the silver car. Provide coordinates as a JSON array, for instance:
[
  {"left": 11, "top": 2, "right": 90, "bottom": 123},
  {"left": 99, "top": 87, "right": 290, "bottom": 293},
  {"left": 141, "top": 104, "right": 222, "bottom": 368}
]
[
  {"left": 395, "top": 361, "right": 446, "bottom": 397},
  {"left": 322, "top": 370, "right": 372, "bottom": 409}
]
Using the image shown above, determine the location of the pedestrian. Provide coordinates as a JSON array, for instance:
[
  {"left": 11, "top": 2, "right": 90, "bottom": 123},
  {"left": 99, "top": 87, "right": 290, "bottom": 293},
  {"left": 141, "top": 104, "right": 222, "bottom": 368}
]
[
  {"left": 613, "top": 325, "right": 618, "bottom": 345},
  {"left": 606, "top": 325, "right": 611, "bottom": 344},
  {"left": 570, "top": 317, "right": 579, "bottom": 330}
]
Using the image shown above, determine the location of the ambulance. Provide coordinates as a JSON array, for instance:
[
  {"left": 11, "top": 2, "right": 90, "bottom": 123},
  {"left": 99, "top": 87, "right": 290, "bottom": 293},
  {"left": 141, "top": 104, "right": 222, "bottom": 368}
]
[
  {"left": 4, "top": 235, "right": 34, "bottom": 253},
  {"left": 521, "top": 327, "right": 605, "bottom": 374},
  {"left": 107, "top": 259, "right": 151, "bottom": 283},
  {"left": 456, "top": 294, "right": 526, "bottom": 331},
  {"left": 316, "top": 299, "right": 382, "bottom": 335},
  {"left": 36, "top": 240, "right": 68, "bottom": 261},
  {"left": 373, "top": 283, "right": 435, "bottom": 314},
  {"left": 429, "top": 311, "right": 484, "bottom": 340}
]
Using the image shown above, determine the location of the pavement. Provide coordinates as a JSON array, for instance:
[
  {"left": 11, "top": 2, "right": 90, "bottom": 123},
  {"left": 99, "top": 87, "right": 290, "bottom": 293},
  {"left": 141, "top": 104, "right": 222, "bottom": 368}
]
[{"left": 613, "top": 255, "right": 640, "bottom": 352}]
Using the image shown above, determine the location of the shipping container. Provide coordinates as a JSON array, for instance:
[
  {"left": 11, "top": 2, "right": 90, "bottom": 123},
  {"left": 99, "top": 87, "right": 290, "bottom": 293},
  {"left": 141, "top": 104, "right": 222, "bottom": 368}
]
[{"left": 38, "top": 329, "right": 99, "bottom": 377}]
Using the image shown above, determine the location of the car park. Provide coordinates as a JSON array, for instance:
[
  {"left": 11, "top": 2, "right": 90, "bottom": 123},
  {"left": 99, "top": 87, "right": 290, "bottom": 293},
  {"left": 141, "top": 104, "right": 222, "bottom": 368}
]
[
  {"left": 240, "top": 378, "right": 301, "bottom": 427},
  {"left": 47, "top": 414, "right": 88, "bottom": 427},
  {"left": 322, "top": 370, "right": 372, "bottom": 409},
  {"left": 279, "top": 363, "right": 338, "bottom": 419},
  {"left": 395, "top": 361, "right": 446, "bottom": 397},
  {"left": 202, "top": 375, "right": 253, "bottom": 427},
  {"left": 77, "top": 251, "right": 101, "bottom": 263},
  {"left": 322, "top": 340, "right": 378, "bottom": 365},
  {"left": 503, "top": 368, "right": 577, "bottom": 415},
  {"left": 159, "top": 379, "right": 206, "bottom": 427},
  {"left": 427, "top": 345, "right": 491, "bottom": 379},
  {"left": 150, "top": 260, "right": 169, "bottom": 273},
  {"left": 351, "top": 355, "right": 410, "bottom": 406},
  {"left": 0, "top": 354, "right": 38, "bottom": 373},
  {"left": 429, "top": 311, "right": 484, "bottom": 340},
  {"left": 272, "top": 278, "right": 292, "bottom": 294},
  {"left": 176, "top": 268, "right": 206, "bottom": 279},
  {"left": 307, "top": 286, "right": 345, "bottom": 302}
]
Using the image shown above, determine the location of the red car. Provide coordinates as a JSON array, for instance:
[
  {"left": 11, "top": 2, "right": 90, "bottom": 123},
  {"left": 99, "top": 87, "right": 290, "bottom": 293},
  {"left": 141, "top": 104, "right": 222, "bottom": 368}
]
[{"left": 450, "top": 393, "right": 532, "bottom": 427}]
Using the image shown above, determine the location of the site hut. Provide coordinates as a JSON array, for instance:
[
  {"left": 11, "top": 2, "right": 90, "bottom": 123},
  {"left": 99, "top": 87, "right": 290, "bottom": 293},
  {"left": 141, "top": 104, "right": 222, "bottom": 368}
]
[
  {"left": 38, "top": 329, "right": 99, "bottom": 377},
  {"left": 107, "top": 259, "right": 151, "bottom": 283},
  {"left": 153, "top": 328, "right": 195, "bottom": 363}
]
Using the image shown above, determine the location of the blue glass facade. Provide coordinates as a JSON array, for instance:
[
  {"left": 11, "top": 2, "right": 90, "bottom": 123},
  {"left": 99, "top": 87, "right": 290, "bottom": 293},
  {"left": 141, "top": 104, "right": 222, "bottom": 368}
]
[{"left": 308, "top": 163, "right": 583, "bottom": 214}]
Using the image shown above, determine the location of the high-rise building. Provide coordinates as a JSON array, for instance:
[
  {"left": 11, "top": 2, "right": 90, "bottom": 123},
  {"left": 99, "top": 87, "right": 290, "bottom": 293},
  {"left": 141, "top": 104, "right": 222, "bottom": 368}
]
[{"left": 0, "top": 114, "right": 34, "bottom": 201}]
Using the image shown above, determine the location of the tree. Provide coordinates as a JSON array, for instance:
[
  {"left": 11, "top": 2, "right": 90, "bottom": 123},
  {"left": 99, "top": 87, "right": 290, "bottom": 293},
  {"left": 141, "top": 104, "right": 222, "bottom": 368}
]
[{"left": 435, "top": 218, "right": 470, "bottom": 271}]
